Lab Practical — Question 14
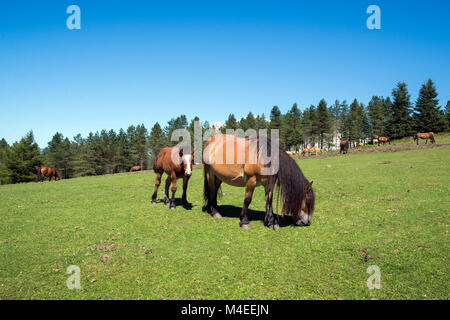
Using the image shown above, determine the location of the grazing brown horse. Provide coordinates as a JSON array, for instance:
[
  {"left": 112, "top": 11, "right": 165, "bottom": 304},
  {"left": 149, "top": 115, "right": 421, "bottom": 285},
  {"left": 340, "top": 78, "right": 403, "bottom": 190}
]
[
  {"left": 36, "top": 166, "right": 60, "bottom": 182},
  {"left": 129, "top": 165, "right": 141, "bottom": 172},
  {"left": 414, "top": 132, "right": 435, "bottom": 145},
  {"left": 301, "top": 148, "right": 309, "bottom": 156},
  {"left": 151, "top": 146, "right": 194, "bottom": 209},
  {"left": 358, "top": 142, "right": 364, "bottom": 147},
  {"left": 308, "top": 146, "right": 323, "bottom": 156},
  {"left": 203, "top": 134, "right": 315, "bottom": 230},
  {"left": 340, "top": 140, "right": 349, "bottom": 154},
  {"left": 378, "top": 136, "right": 391, "bottom": 145}
]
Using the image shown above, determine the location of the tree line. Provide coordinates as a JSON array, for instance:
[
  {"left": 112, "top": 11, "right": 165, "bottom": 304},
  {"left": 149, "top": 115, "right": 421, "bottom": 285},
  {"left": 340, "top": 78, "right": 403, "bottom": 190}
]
[{"left": 1, "top": 78, "right": 448, "bottom": 184}]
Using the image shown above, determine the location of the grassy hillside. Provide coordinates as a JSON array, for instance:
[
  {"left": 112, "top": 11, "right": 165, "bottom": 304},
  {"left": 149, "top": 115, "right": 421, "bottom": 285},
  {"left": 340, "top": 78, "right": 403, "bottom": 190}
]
[{"left": 0, "top": 137, "right": 449, "bottom": 299}]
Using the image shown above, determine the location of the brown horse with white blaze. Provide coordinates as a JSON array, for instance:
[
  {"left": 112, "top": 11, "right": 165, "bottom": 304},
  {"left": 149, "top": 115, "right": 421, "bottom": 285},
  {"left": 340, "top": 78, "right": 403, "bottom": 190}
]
[
  {"left": 151, "top": 146, "right": 194, "bottom": 209},
  {"left": 414, "top": 132, "right": 435, "bottom": 145},
  {"left": 36, "top": 166, "right": 60, "bottom": 182},
  {"left": 203, "top": 134, "right": 315, "bottom": 230}
]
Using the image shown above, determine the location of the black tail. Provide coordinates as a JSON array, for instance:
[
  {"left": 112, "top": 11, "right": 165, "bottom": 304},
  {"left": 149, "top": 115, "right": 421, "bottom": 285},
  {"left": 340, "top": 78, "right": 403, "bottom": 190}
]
[
  {"left": 153, "top": 162, "right": 157, "bottom": 173},
  {"left": 36, "top": 167, "right": 42, "bottom": 182},
  {"left": 203, "top": 167, "right": 210, "bottom": 204}
]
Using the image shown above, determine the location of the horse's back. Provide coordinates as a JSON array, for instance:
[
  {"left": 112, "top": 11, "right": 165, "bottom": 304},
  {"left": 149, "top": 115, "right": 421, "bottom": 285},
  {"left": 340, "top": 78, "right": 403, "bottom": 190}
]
[
  {"left": 203, "top": 134, "right": 265, "bottom": 187},
  {"left": 155, "top": 147, "right": 182, "bottom": 174}
]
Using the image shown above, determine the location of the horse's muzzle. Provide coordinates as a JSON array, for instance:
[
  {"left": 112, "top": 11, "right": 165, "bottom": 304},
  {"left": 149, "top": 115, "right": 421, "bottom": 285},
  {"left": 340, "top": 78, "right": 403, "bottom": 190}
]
[{"left": 296, "top": 215, "right": 311, "bottom": 226}]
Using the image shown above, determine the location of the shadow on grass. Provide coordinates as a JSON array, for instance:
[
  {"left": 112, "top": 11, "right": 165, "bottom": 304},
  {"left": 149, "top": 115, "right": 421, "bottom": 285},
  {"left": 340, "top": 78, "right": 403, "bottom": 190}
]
[
  {"left": 152, "top": 198, "right": 194, "bottom": 210},
  {"left": 211, "top": 205, "right": 296, "bottom": 227}
]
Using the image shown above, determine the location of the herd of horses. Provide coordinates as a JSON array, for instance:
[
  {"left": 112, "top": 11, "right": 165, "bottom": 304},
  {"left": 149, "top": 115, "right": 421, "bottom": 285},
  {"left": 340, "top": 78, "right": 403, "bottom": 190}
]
[
  {"left": 34, "top": 131, "right": 436, "bottom": 230},
  {"left": 285, "top": 135, "right": 396, "bottom": 157},
  {"left": 151, "top": 134, "right": 314, "bottom": 230}
]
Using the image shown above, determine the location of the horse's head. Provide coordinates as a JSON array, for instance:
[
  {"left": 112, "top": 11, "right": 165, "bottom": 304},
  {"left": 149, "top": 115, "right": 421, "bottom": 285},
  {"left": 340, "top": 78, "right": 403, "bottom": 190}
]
[
  {"left": 179, "top": 148, "right": 194, "bottom": 177},
  {"left": 295, "top": 180, "right": 314, "bottom": 226},
  {"left": 55, "top": 171, "right": 60, "bottom": 181}
]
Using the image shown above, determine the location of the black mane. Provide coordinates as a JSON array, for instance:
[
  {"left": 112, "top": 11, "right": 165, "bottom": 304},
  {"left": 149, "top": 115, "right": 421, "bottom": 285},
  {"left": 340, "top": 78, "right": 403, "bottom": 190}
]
[{"left": 253, "top": 135, "right": 312, "bottom": 216}]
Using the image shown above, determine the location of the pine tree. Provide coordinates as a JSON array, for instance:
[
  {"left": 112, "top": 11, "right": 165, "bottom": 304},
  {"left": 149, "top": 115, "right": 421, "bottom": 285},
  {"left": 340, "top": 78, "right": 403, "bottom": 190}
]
[
  {"left": 0, "top": 138, "right": 10, "bottom": 184},
  {"left": 255, "top": 113, "right": 268, "bottom": 131},
  {"left": 360, "top": 108, "right": 374, "bottom": 141},
  {"left": 240, "top": 112, "right": 256, "bottom": 132},
  {"left": 45, "top": 132, "right": 73, "bottom": 178},
  {"left": 0, "top": 138, "right": 8, "bottom": 163},
  {"left": 446, "top": 101, "right": 450, "bottom": 130},
  {"left": 116, "top": 129, "right": 130, "bottom": 172},
  {"left": 367, "top": 96, "right": 386, "bottom": 137},
  {"left": 149, "top": 122, "right": 167, "bottom": 165},
  {"left": 71, "top": 134, "right": 96, "bottom": 177},
  {"left": 222, "top": 114, "right": 238, "bottom": 133},
  {"left": 302, "top": 105, "right": 320, "bottom": 147},
  {"left": 339, "top": 101, "right": 350, "bottom": 140},
  {"left": 413, "top": 79, "right": 446, "bottom": 133},
  {"left": 316, "top": 99, "right": 332, "bottom": 149},
  {"left": 2, "top": 131, "right": 43, "bottom": 183},
  {"left": 269, "top": 106, "right": 282, "bottom": 137},
  {"left": 385, "top": 82, "right": 413, "bottom": 140},
  {"left": 329, "top": 100, "right": 342, "bottom": 137},
  {"left": 283, "top": 103, "right": 303, "bottom": 150},
  {"left": 165, "top": 115, "right": 188, "bottom": 145},
  {"left": 133, "top": 124, "right": 149, "bottom": 169},
  {"left": 346, "top": 99, "right": 361, "bottom": 145}
]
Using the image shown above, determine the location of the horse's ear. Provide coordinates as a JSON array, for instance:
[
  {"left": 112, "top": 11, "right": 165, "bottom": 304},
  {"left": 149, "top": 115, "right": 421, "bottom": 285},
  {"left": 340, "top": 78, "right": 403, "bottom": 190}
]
[{"left": 304, "top": 180, "right": 313, "bottom": 192}]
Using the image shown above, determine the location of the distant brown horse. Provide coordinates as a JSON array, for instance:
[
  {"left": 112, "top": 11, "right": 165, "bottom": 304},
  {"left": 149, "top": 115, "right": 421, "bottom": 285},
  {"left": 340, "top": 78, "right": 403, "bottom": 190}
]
[
  {"left": 340, "top": 140, "right": 349, "bottom": 154},
  {"left": 151, "top": 146, "right": 194, "bottom": 209},
  {"left": 36, "top": 166, "right": 60, "bottom": 182},
  {"left": 301, "top": 148, "right": 309, "bottom": 156},
  {"left": 308, "top": 146, "right": 323, "bottom": 156},
  {"left": 129, "top": 166, "right": 141, "bottom": 172},
  {"left": 203, "top": 134, "right": 315, "bottom": 230},
  {"left": 378, "top": 136, "right": 391, "bottom": 145},
  {"left": 414, "top": 132, "right": 435, "bottom": 145},
  {"left": 358, "top": 142, "right": 364, "bottom": 147}
]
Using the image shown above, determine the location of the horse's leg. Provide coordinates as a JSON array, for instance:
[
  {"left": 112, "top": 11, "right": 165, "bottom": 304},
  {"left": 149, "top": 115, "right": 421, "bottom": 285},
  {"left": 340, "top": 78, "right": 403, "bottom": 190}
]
[
  {"left": 181, "top": 176, "right": 189, "bottom": 206},
  {"left": 163, "top": 175, "right": 171, "bottom": 205},
  {"left": 211, "top": 177, "right": 222, "bottom": 218},
  {"left": 264, "top": 180, "right": 280, "bottom": 230},
  {"left": 240, "top": 176, "right": 256, "bottom": 230},
  {"left": 169, "top": 172, "right": 177, "bottom": 210},
  {"left": 151, "top": 172, "right": 162, "bottom": 204},
  {"left": 205, "top": 168, "right": 222, "bottom": 218}
]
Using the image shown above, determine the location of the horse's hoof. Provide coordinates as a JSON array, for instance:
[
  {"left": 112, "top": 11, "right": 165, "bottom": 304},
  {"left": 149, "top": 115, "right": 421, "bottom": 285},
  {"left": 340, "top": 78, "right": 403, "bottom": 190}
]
[
  {"left": 271, "top": 224, "right": 281, "bottom": 230},
  {"left": 241, "top": 224, "right": 250, "bottom": 230},
  {"left": 212, "top": 213, "right": 222, "bottom": 219},
  {"left": 151, "top": 201, "right": 156, "bottom": 205},
  {"left": 170, "top": 207, "right": 175, "bottom": 210}
]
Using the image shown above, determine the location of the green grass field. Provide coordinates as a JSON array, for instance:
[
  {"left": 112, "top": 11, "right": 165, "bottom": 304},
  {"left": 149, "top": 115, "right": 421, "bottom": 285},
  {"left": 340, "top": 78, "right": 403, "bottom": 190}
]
[{"left": 1, "top": 136, "right": 449, "bottom": 300}]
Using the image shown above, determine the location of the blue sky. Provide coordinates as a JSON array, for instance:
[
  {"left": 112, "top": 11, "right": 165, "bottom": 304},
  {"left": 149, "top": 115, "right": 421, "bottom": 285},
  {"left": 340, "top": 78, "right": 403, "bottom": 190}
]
[{"left": 1, "top": 0, "right": 449, "bottom": 147}]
